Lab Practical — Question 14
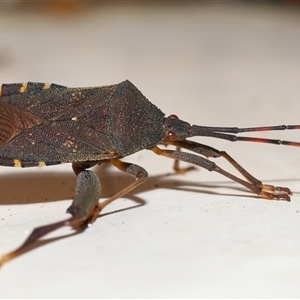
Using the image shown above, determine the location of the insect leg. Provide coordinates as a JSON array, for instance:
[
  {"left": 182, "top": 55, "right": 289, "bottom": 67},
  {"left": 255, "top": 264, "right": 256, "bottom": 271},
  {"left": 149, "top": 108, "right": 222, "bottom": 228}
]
[
  {"left": 171, "top": 140, "right": 292, "bottom": 198},
  {"left": 98, "top": 159, "right": 148, "bottom": 211},
  {"left": 172, "top": 145, "right": 196, "bottom": 174},
  {"left": 0, "top": 169, "right": 101, "bottom": 267},
  {"left": 152, "top": 144, "right": 291, "bottom": 201},
  {"left": 66, "top": 168, "right": 101, "bottom": 226}
]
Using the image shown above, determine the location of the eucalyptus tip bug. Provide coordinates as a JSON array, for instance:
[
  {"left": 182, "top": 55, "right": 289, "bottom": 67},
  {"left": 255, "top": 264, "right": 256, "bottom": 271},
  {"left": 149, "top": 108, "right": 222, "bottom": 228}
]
[{"left": 0, "top": 79, "right": 299, "bottom": 266}]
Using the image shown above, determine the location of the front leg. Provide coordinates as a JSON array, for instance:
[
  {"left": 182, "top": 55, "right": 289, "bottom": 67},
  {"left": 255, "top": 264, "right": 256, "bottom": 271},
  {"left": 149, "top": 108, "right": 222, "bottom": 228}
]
[{"left": 152, "top": 144, "right": 292, "bottom": 201}]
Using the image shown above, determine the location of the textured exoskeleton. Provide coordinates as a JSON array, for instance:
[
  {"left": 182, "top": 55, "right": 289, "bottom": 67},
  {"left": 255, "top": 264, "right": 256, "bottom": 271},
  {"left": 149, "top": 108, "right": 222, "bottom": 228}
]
[{"left": 1, "top": 80, "right": 299, "bottom": 266}]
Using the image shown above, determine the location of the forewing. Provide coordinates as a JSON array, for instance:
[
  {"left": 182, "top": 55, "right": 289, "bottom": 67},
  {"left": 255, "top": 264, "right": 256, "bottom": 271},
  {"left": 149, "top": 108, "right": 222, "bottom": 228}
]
[{"left": 0, "top": 82, "right": 118, "bottom": 167}]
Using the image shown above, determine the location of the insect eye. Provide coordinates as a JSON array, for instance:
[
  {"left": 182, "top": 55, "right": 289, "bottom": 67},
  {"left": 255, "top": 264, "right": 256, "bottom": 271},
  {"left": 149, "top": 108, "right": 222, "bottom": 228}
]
[
  {"left": 167, "top": 130, "right": 177, "bottom": 140},
  {"left": 168, "top": 114, "right": 179, "bottom": 120}
]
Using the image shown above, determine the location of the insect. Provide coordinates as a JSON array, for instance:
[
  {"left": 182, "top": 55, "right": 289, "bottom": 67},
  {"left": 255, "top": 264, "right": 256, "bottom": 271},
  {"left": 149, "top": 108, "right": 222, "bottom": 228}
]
[{"left": 0, "top": 80, "right": 299, "bottom": 266}]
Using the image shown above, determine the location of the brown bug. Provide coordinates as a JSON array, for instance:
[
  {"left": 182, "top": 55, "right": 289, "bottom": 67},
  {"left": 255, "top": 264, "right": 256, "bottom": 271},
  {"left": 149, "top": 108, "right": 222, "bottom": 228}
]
[{"left": 0, "top": 80, "right": 299, "bottom": 266}]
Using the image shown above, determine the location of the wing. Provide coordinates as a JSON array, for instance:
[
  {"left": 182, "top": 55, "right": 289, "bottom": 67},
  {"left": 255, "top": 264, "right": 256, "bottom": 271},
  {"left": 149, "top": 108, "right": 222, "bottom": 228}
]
[{"left": 0, "top": 82, "right": 119, "bottom": 167}]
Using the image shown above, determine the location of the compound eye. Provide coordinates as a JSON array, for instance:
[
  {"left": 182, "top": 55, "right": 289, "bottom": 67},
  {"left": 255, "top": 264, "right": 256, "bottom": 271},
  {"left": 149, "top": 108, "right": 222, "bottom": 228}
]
[
  {"left": 168, "top": 114, "right": 179, "bottom": 120},
  {"left": 166, "top": 130, "right": 177, "bottom": 140}
]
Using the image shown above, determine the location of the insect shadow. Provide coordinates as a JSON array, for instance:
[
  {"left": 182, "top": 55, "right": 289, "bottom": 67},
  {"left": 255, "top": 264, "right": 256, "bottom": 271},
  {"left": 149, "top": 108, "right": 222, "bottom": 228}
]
[
  {"left": 1, "top": 163, "right": 297, "bottom": 208},
  {"left": 1, "top": 164, "right": 299, "bottom": 264},
  {"left": 97, "top": 165, "right": 300, "bottom": 201}
]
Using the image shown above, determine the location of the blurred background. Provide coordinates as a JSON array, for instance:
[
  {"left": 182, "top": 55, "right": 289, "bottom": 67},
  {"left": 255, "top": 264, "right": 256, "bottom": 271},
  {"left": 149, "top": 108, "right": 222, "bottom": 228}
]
[{"left": 1, "top": 1, "right": 300, "bottom": 298}]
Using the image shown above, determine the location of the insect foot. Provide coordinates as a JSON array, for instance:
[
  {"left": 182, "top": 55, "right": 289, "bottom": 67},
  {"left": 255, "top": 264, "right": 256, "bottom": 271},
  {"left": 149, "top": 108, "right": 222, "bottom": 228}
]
[{"left": 259, "top": 184, "right": 292, "bottom": 201}]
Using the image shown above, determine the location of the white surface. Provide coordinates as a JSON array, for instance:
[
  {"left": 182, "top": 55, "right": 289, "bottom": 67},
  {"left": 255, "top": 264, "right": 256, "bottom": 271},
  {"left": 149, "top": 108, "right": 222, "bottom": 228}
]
[{"left": 1, "top": 3, "right": 300, "bottom": 298}]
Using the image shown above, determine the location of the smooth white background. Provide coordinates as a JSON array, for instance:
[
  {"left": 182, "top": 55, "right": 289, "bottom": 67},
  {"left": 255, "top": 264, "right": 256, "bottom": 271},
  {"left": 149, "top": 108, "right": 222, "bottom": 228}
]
[{"left": 0, "top": 2, "right": 300, "bottom": 298}]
